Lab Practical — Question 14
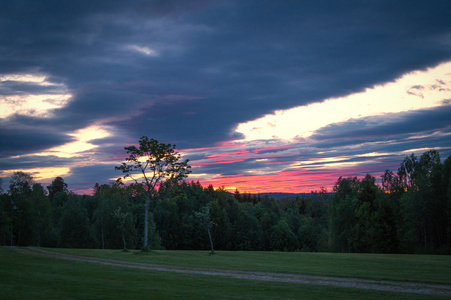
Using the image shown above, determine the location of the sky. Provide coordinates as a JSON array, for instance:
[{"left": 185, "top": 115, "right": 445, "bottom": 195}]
[{"left": 1, "top": 0, "right": 451, "bottom": 194}]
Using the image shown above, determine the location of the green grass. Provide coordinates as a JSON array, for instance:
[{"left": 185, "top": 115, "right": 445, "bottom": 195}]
[
  {"left": 0, "top": 247, "right": 450, "bottom": 300},
  {"left": 46, "top": 247, "right": 451, "bottom": 285}
]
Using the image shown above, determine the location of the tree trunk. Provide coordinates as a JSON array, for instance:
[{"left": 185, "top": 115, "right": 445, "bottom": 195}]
[
  {"left": 37, "top": 228, "right": 40, "bottom": 247},
  {"left": 143, "top": 198, "right": 150, "bottom": 250},
  {"left": 37, "top": 212, "right": 41, "bottom": 247},
  {"left": 207, "top": 225, "right": 214, "bottom": 254},
  {"left": 101, "top": 225, "right": 105, "bottom": 249},
  {"left": 10, "top": 222, "right": 13, "bottom": 246},
  {"left": 121, "top": 228, "right": 127, "bottom": 250}
]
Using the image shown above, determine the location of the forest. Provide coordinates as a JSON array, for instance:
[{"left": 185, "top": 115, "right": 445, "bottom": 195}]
[{"left": 1, "top": 149, "right": 450, "bottom": 254}]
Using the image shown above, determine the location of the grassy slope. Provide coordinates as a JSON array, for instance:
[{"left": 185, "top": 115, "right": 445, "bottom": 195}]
[
  {"left": 48, "top": 248, "right": 451, "bottom": 284},
  {"left": 0, "top": 247, "right": 449, "bottom": 300}
]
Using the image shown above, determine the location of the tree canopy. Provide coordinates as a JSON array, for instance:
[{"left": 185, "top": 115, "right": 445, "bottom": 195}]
[{"left": 0, "top": 149, "right": 450, "bottom": 254}]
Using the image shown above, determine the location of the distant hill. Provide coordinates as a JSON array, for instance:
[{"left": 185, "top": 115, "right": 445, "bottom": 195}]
[{"left": 259, "top": 192, "right": 325, "bottom": 200}]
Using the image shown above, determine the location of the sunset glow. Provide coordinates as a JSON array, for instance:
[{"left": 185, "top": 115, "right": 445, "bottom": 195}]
[
  {"left": 40, "top": 125, "right": 112, "bottom": 158},
  {"left": 0, "top": 167, "right": 70, "bottom": 182},
  {"left": 236, "top": 62, "right": 451, "bottom": 142},
  {"left": 1, "top": 2, "right": 450, "bottom": 194},
  {"left": 0, "top": 73, "right": 71, "bottom": 118}
]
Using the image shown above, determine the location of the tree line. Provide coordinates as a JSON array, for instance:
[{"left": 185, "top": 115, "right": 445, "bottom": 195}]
[{"left": 0, "top": 149, "right": 450, "bottom": 254}]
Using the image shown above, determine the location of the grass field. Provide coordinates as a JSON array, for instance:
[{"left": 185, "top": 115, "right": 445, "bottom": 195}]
[
  {"left": 43, "top": 247, "right": 451, "bottom": 284},
  {"left": 1, "top": 247, "right": 450, "bottom": 299}
]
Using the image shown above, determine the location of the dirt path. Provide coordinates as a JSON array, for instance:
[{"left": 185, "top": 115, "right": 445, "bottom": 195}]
[{"left": 11, "top": 247, "right": 451, "bottom": 296}]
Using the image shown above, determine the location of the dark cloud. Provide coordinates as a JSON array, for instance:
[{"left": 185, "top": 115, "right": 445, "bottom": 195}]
[
  {"left": 0, "top": 126, "right": 73, "bottom": 157},
  {"left": 0, "top": 81, "right": 64, "bottom": 96},
  {"left": 69, "top": 164, "right": 118, "bottom": 184},
  {"left": 3, "top": 1, "right": 451, "bottom": 144},
  {"left": 0, "top": 155, "right": 75, "bottom": 171},
  {"left": 312, "top": 105, "right": 451, "bottom": 141}
]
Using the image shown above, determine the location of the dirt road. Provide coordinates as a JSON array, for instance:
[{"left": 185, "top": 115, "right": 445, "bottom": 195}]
[{"left": 11, "top": 247, "right": 451, "bottom": 296}]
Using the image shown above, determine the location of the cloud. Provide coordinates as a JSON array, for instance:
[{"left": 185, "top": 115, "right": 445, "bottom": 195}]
[
  {"left": 127, "top": 45, "right": 159, "bottom": 57},
  {"left": 36, "top": 125, "right": 113, "bottom": 158},
  {"left": 1, "top": 1, "right": 451, "bottom": 193},
  {"left": 312, "top": 105, "right": 451, "bottom": 142},
  {"left": 235, "top": 62, "right": 451, "bottom": 142},
  {"left": 0, "top": 126, "right": 74, "bottom": 158},
  {"left": 0, "top": 73, "right": 72, "bottom": 118},
  {"left": 0, "top": 167, "right": 71, "bottom": 184}
]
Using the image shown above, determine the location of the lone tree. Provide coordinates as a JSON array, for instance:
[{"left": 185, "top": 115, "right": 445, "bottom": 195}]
[{"left": 115, "top": 136, "right": 191, "bottom": 250}]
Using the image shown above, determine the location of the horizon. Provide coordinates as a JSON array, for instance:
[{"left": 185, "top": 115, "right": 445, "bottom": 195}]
[{"left": 0, "top": 148, "right": 445, "bottom": 196}]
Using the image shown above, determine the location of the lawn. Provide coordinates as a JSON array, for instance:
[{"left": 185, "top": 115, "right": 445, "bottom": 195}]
[
  {"left": 45, "top": 247, "right": 451, "bottom": 284},
  {"left": 1, "top": 247, "right": 450, "bottom": 300}
]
